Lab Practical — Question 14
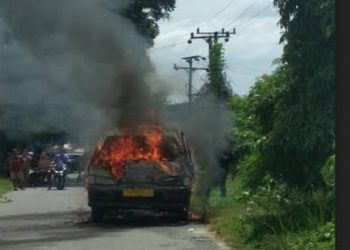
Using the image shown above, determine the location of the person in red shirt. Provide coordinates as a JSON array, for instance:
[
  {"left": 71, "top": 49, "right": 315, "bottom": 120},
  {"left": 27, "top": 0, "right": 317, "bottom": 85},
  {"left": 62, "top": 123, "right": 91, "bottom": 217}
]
[
  {"left": 8, "top": 149, "right": 25, "bottom": 190},
  {"left": 38, "top": 151, "right": 53, "bottom": 189}
]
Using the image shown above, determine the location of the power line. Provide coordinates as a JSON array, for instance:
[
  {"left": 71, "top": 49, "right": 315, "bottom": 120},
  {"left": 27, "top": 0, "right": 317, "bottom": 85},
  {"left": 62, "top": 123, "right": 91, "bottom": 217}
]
[
  {"left": 151, "top": 40, "right": 187, "bottom": 50},
  {"left": 152, "top": 1, "right": 271, "bottom": 51},
  {"left": 223, "top": 0, "right": 263, "bottom": 29},
  {"left": 152, "top": 0, "right": 237, "bottom": 51},
  {"left": 231, "top": 0, "right": 262, "bottom": 25},
  {"left": 236, "top": 3, "right": 272, "bottom": 28},
  {"left": 211, "top": 0, "right": 236, "bottom": 19},
  {"left": 184, "top": 0, "right": 237, "bottom": 56},
  {"left": 224, "top": 0, "right": 271, "bottom": 30}
]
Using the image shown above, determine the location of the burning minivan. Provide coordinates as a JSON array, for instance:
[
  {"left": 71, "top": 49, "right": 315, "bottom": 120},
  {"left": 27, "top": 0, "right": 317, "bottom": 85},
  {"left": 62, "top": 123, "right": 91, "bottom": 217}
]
[{"left": 86, "top": 124, "right": 194, "bottom": 223}]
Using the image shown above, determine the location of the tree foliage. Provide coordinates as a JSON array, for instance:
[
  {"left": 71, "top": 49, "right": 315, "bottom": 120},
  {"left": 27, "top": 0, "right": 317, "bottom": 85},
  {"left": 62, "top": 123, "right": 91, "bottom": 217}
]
[
  {"left": 122, "top": 0, "right": 176, "bottom": 46},
  {"left": 262, "top": 0, "right": 335, "bottom": 186},
  {"left": 206, "top": 1, "right": 335, "bottom": 248},
  {"left": 199, "top": 43, "right": 232, "bottom": 102},
  {"left": 230, "top": 0, "right": 335, "bottom": 187}
]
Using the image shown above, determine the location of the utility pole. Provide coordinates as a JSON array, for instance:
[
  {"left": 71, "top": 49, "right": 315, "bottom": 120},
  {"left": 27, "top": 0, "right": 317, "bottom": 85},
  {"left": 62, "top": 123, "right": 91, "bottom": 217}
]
[
  {"left": 187, "top": 28, "right": 236, "bottom": 102},
  {"left": 174, "top": 55, "right": 208, "bottom": 103},
  {"left": 187, "top": 28, "right": 236, "bottom": 49}
]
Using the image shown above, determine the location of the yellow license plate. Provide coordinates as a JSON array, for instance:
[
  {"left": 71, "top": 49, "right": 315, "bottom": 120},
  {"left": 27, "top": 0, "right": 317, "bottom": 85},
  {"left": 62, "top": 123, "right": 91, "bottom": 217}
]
[{"left": 122, "top": 188, "right": 154, "bottom": 197}]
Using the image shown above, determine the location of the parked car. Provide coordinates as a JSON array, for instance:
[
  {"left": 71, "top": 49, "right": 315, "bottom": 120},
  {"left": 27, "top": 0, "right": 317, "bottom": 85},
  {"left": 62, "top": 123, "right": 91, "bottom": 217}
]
[{"left": 66, "top": 152, "right": 85, "bottom": 172}]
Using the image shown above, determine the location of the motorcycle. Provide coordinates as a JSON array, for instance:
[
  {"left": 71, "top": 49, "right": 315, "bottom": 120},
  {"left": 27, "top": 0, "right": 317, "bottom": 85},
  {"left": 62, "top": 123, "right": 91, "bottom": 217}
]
[
  {"left": 28, "top": 168, "right": 50, "bottom": 187},
  {"left": 51, "top": 163, "right": 67, "bottom": 190}
]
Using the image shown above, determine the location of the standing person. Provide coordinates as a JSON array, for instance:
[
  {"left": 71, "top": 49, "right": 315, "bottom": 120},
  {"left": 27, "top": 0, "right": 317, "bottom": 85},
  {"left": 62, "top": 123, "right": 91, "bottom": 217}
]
[
  {"left": 38, "top": 151, "right": 52, "bottom": 189},
  {"left": 21, "top": 149, "right": 32, "bottom": 187},
  {"left": 9, "top": 149, "right": 25, "bottom": 191},
  {"left": 218, "top": 146, "right": 235, "bottom": 198}
]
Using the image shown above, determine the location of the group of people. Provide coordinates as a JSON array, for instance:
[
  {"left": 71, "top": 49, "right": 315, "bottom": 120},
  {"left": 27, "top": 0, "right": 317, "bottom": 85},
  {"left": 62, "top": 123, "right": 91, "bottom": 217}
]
[{"left": 6, "top": 148, "right": 69, "bottom": 191}]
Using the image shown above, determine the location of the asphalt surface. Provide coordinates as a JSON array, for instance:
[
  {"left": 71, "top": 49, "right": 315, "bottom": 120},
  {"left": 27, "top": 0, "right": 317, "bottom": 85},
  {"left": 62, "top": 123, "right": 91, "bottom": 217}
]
[{"left": 0, "top": 178, "right": 230, "bottom": 250}]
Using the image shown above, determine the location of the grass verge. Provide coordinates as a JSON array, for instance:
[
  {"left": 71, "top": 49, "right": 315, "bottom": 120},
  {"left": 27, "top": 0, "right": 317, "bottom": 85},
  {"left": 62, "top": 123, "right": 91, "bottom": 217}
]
[
  {"left": 203, "top": 176, "right": 334, "bottom": 250},
  {"left": 0, "top": 177, "right": 12, "bottom": 202}
]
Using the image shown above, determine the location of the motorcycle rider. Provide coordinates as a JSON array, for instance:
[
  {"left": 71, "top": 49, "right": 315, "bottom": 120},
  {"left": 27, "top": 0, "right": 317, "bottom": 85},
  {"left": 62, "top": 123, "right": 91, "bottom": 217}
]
[
  {"left": 38, "top": 151, "right": 52, "bottom": 189},
  {"left": 49, "top": 148, "right": 68, "bottom": 190}
]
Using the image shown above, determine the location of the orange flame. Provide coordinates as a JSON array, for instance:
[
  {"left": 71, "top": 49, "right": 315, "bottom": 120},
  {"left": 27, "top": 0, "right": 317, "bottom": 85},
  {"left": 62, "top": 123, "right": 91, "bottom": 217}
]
[{"left": 91, "top": 125, "right": 172, "bottom": 180}]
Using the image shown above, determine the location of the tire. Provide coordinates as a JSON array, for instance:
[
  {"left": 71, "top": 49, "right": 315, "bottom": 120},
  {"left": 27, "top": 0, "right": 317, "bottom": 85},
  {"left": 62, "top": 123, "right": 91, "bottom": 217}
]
[
  {"left": 91, "top": 207, "right": 103, "bottom": 223},
  {"left": 169, "top": 208, "right": 188, "bottom": 224},
  {"left": 178, "top": 210, "right": 189, "bottom": 224},
  {"left": 57, "top": 176, "right": 64, "bottom": 190}
]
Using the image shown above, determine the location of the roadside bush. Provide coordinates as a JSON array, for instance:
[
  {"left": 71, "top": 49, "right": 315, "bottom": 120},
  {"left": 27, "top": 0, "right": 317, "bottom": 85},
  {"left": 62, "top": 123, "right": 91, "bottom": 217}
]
[
  {"left": 0, "top": 177, "right": 12, "bottom": 203},
  {"left": 208, "top": 167, "right": 335, "bottom": 250},
  {"left": 235, "top": 153, "right": 265, "bottom": 189},
  {"left": 321, "top": 154, "right": 335, "bottom": 191}
]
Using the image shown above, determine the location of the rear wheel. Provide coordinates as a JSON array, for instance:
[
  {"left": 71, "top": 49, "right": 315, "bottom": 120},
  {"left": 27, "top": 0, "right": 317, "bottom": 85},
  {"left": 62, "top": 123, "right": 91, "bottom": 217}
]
[
  {"left": 169, "top": 208, "right": 188, "bottom": 224},
  {"left": 178, "top": 209, "right": 189, "bottom": 223},
  {"left": 57, "top": 176, "right": 64, "bottom": 190},
  {"left": 91, "top": 207, "right": 104, "bottom": 223}
]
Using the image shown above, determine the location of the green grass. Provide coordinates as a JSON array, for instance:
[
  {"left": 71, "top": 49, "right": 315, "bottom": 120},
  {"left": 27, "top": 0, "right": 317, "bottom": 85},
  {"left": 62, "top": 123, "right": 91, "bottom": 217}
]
[
  {"left": 189, "top": 154, "right": 334, "bottom": 249},
  {"left": 202, "top": 177, "right": 335, "bottom": 250},
  {"left": 0, "top": 177, "right": 12, "bottom": 203}
]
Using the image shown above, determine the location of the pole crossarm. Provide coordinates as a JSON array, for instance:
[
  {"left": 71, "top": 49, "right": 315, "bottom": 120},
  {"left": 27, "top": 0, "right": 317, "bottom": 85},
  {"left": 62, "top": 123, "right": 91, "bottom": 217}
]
[
  {"left": 173, "top": 55, "right": 208, "bottom": 103},
  {"left": 174, "top": 65, "right": 208, "bottom": 71},
  {"left": 187, "top": 27, "right": 236, "bottom": 48}
]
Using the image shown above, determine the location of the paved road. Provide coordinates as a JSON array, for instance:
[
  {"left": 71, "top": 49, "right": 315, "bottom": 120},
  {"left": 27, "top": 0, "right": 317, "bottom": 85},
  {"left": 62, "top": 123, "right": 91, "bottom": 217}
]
[{"left": 0, "top": 184, "right": 230, "bottom": 250}]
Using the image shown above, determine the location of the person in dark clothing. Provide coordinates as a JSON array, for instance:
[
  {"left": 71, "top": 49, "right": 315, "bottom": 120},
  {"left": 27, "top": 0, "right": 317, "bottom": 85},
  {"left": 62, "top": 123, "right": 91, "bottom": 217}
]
[{"left": 218, "top": 146, "right": 235, "bottom": 197}]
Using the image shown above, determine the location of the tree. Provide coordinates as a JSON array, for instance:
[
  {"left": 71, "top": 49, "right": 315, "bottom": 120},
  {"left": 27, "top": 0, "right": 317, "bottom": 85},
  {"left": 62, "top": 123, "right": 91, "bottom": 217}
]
[
  {"left": 261, "top": 0, "right": 335, "bottom": 186},
  {"left": 234, "top": 0, "right": 335, "bottom": 187},
  {"left": 121, "top": 0, "right": 176, "bottom": 46},
  {"left": 198, "top": 43, "right": 232, "bottom": 102}
]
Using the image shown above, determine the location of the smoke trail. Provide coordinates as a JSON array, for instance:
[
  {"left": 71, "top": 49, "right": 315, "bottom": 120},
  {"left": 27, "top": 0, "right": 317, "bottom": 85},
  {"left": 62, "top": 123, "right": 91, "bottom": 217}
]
[
  {"left": 160, "top": 94, "right": 233, "bottom": 196},
  {"left": 0, "top": 0, "right": 159, "bottom": 144},
  {"left": 0, "top": 0, "right": 233, "bottom": 194}
]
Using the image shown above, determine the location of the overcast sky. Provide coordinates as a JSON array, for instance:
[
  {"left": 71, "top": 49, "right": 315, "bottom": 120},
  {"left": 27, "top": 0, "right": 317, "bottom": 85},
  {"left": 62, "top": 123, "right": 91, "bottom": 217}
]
[{"left": 148, "top": 0, "right": 284, "bottom": 103}]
